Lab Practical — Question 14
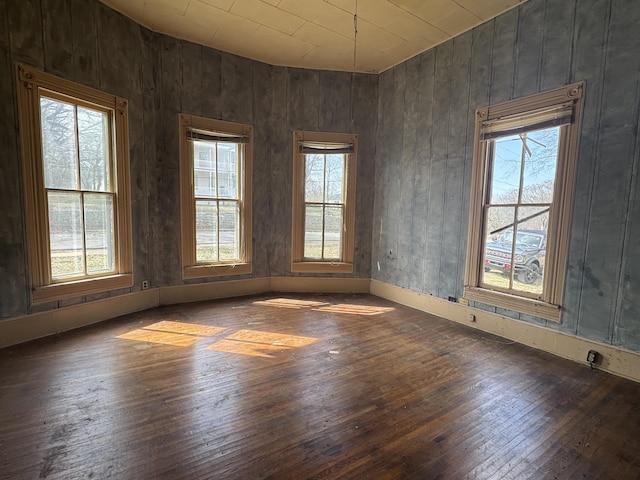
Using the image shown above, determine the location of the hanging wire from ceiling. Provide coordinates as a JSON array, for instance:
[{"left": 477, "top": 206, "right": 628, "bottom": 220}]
[{"left": 350, "top": 0, "right": 358, "bottom": 129}]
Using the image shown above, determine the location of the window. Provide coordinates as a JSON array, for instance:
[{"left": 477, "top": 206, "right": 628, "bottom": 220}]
[
  {"left": 17, "top": 65, "right": 133, "bottom": 303},
  {"left": 464, "top": 82, "right": 584, "bottom": 321},
  {"left": 291, "top": 131, "right": 357, "bottom": 273},
  {"left": 179, "top": 115, "right": 252, "bottom": 278}
]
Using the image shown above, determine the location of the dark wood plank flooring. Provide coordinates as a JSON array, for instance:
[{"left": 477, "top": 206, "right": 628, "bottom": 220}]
[{"left": 1, "top": 293, "right": 639, "bottom": 479}]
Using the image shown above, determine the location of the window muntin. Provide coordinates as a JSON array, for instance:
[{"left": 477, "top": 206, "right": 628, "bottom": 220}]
[
  {"left": 179, "top": 115, "right": 252, "bottom": 278},
  {"left": 292, "top": 131, "right": 357, "bottom": 273},
  {"left": 303, "top": 152, "right": 346, "bottom": 260},
  {"left": 464, "top": 83, "right": 584, "bottom": 321},
  {"left": 17, "top": 65, "right": 133, "bottom": 303},
  {"left": 40, "top": 95, "right": 116, "bottom": 280},
  {"left": 481, "top": 127, "right": 559, "bottom": 297}
]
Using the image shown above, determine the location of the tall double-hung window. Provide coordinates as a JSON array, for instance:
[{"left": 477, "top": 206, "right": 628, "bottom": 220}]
[
  {"left": 291, "top": 131, "right": 357, "bottom": 273},
  {"left": 464, "top": 83, "right": 584, "bottom": 321},
  {"left": 17, "top": 65, "right": 133, "bottom": 303},
  {"left": 179, "top": 115, "right": 252, "bottom": 278}
]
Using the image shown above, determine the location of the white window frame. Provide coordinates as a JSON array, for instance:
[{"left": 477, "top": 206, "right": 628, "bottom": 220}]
[
  {"left": 179, "top": 114, "right": 252, "bottom": 278},
  {"left": 464, "top": 82, "right": 584, "bottom": 322},
  {"left": 291, "top": 130, "right": 357, "bottom": 273},
  {"left": 17, "top": 64, "right": 133, "bottom": 303}
]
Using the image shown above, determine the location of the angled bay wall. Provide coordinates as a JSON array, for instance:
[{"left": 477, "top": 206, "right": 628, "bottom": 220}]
[{"left": 373, "top": 0, "right": 640, "bottom": 352}]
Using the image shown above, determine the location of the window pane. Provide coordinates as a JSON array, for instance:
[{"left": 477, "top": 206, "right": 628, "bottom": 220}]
[
  {"left": 48, "top": 191, "right": 84, "bottom": 279},
  {"left": 304, "top": 205, "right": 323, "bottom": 259},
  {"left": 323, "top": 206, "right": 343, "bottom": 259},
  {"left": 325, "top": 154, "right": 344, "bottom": 204},
  {"left": 305, "top": 154, "right": 324, "bottom": 203},
  {"left": 219, "top": 200, "right": 239, "bottom": 261},
  {"left": 217, "top": 143, "right": 238, "bottom": 199},
  {"left": 196, "top": 200, "right": 218, "bottom": 262},
  {"left": 521, "top": 127, "right": 559, "bottom": 204},
  {"left": 78, "top": 106, "right": 110, "bottom": 192},
  {"left": 40, "top": 97, "right": 78, "bottom": 190},
  {"left": 490, "top": 135, "right": 522, "bottom": 204},
  {"left": 193, "top": 141, "right": 217, "bottom": 198},
  {"left": 482, "top": 206, "right": 516, "bottom": 290},
  {"left": 84, "top": 193, "right": 115, "bottom": 274},
  {"left": 511, "top": 207, "right": 549, "bottom": 294}
]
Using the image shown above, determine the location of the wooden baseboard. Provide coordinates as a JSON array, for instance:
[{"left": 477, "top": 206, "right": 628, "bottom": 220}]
[
  {"left": 0, "top": 289, "right": 158, "bottom": 349},
  {"left": 370, "top": 279, "right": 640, "bottom": 384},
  {"left": 0, "top": 277, "right": 367, "bottom": 348},
  {"left": 270, "top": 276, "right": 370, "bottom": 293}
]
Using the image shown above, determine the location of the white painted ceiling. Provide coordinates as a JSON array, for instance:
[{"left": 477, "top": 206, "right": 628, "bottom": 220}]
[{"left": 100, "top": 0, "right": 526, "bottom": 73}]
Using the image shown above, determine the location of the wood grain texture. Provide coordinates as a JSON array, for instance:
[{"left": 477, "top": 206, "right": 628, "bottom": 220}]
[{"left": 1, "top": 293, "right": 639, "bottom": 479}]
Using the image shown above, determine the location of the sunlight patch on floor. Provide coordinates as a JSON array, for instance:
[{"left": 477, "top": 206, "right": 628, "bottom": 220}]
[
  {"left": 252, "top": 298, "right": 329, "bottom": 309},
  {"left": 117, "top": 329, "right": 202, "bottom": 347},
  {"left": 143, "top": 321, "right": 226, "bottom": 337},
  {"left": 314, "top": 304, "right": 395, "bottom": 316}
]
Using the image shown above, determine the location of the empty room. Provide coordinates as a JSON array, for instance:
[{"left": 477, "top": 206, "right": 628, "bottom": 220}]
[{"left": 1, "top": 0, "right": 640, "bottom": 478}]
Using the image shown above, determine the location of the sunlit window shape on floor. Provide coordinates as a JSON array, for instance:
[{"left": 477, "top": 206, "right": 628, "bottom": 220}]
[
  {"left": 252, "top": 298, "right": 329, "bottom": 309},
  {"left": 118, "top": 321, "right": 227, "bottom": 347},
  {"left": 117, "top": 329, "right": 202, "bottom": 347},
  {"left": 207, "top": 329, "right": 318, "bottom": 358},
  {"left": 143, "top": 321, "right": 226, "bottom": 337},
  {"left": 313, "top": 304, "right": 395, "bottom": 316}
]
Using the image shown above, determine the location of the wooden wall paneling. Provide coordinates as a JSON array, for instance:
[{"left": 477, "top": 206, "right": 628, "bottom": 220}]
[
  {"left": 41, "top": 0, "right": 73, "bottom": 78},
  {"left": 618, "top": 113, "right": 640, "bottom": 349},
  {"left": 285, "top": 68, "right": 305, "bottom": 131},
  {"left": 610, "top": 0, "right": 640, "bottom": 352},
  {"left": 577, "top": 0, "right": 640, "bottom": 343},
  {"left": 235, "top": 55, "right": 254, "bottom": 125},
  {"left": 140, "top": 28, "right": 160, "bottom": 289},
  {"left": 351, "top": 73, "right": 378, "bottom": 277},
  {"left": 318, "top": 70, "right": 350, "bottom": 133},
  {"left": 181, "top": 41, "right": 203, "bottom": 117},
  {"left": 0, "top": 2, "right": 28, "bottom": 318},
  {"left": 513, "top": 0, "right": 544, "bottom": 98},
  {"left": 6, "top": 0, "right": 44, "bottom": 68},
  {"left": 383, "top": 64, "right": 406, "bottom": 286},
  {"left": 459, "top": 21, "right": 494, "bottom": 298},
  {"left": 409, "top": 50, "right": 435, "bottom": 293},
  {"left": 423, "top": 42, "right": 453, "bottom": 297},
  {"left": 251, "top": 61, "right": 272, "bottom": 278},
  {"left": 371, "top": 69, "right": 394, "bottom": 282},
  {"left": 489, "top": 8, "right": 518, "bottom": 105},
  {"left": 219, "top": 53, "right": 254, "bottom": 124},
  {"left": 268, "top": 66, "right": 288, "bottom": 275},
  {"left": 128, "top": 92, "right": 148, "bottom": 291},
  {"left": 439, "top": 32, "right": 472, "bottom": 299},
  {"left": 96, "top": 2, "right": 142, "bottom": 98},
  {"left": 397, "top": 56, "right": 420, "bottom": 289},
  {"left": 561, "top": 0, "right": 611, "bottom": 335},
  {"left": 152, "top": 35, "right": 182, "bottom": 286},
  {"left": 70, "top": 0, "right": 100, "bottom": 88},
  {"left": 201, "top": 47, "right": 222, "bottom": 120},
  {"left": 540, "top": 0, "right": 576, "bottom": 90}
]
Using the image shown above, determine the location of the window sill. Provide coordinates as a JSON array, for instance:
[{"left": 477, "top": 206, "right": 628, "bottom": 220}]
[
  {"left": 291, "top": 262, "right": 354, "bottom": 274},
  {"left": 32, "top": 274, "right": 134, "bottom": 304},
  {"left": 183, "top": 263, "right": 252, "bottom": 279},
  {"left": 464, "top": 286, "right": 561, "bottom": 322}
]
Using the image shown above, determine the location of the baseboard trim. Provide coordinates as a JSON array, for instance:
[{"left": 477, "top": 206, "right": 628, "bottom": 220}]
[
  {"left": 0, "top": 289, "right": 159, "bottom": 349},
  {"left": 0, "top": 277, "right": 368, "bottom": 348},
  {"left": 370, "top": 279, "right": 640, "bottom": 384},
  {"left": 159, "top": 278, "right": 271, "bottom": 305},
  {"left": 270, "top": 276, "right": 370, "bottom": 293}
]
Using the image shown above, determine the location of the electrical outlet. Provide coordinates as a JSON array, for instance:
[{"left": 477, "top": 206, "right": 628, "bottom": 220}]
[
  {"left": 587, "top": 350, "right": 599, "bottom": 364},
  {"left": 141, "top": 280, "right": 149, "bottom": 290},
  {"left": 448, "top": 296, "right": 457, "bottom": 303},
  {"left": 468, "top": 313, "right": 476, "bottom": 323}
]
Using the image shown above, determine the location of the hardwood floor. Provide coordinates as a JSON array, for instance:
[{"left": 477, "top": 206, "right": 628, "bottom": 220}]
[{"left": 1, "top": 293, "right": 639, "bottom": 479}]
